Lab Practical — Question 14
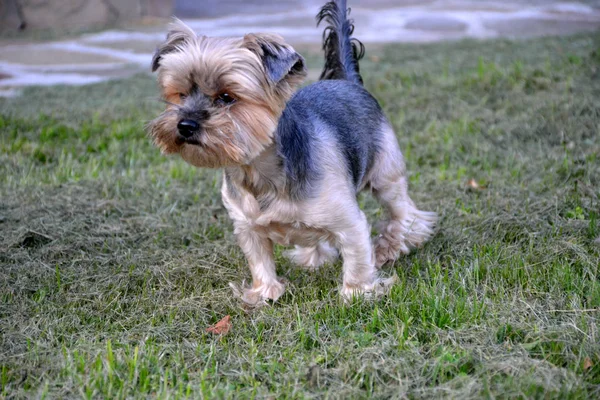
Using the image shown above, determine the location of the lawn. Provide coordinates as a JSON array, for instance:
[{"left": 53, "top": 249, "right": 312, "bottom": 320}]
[{"left": 1, "top": 32, "right": 599, "bottom": 399}]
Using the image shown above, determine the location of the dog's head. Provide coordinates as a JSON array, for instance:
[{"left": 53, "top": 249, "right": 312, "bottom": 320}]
[{"left": 147, "top": 20, "right": 306, "bottom": 168}]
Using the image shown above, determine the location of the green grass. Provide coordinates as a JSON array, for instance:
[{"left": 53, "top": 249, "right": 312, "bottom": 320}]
[{"left": 1, "top": 33, "right": 600, "bottom": 399}]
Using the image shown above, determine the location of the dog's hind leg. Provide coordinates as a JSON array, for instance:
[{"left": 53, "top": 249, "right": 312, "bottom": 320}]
[
  {"left": 285, "top": 242, "right": 338, "bottom": 270},
  {"left": 369, "top": 124, "right": 437, "bottom": 268},
  {"left": 331, "top": 206, "right": 396, "bottom": 300}
]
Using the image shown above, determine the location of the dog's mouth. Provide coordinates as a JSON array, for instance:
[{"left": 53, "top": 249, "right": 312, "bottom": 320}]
[
  {"left": 184, "top": 138, "right": 203, "bottom": 146},
  {"left": 176, "top": 135, "right": 203, "bottom": 147}
]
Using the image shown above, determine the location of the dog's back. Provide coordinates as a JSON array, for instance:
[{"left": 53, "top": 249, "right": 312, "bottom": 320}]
[
  {"left": 274, "top": 0, "right": 380, "bottom": 199},
  {"left": 276, "top": 80, "right": 383, "bottom": 199}
]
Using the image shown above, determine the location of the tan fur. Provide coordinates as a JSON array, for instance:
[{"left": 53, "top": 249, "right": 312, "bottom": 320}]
[{"left": 148, "top": 20, "right": 306, "bottom": 168}]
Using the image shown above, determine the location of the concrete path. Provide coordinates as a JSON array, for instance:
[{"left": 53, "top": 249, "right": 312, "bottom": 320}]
[{"left": 1, "top": 0, "right": 599, "bottom": 96}]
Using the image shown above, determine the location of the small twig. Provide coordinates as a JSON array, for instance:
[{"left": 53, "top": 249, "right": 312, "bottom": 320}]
[{"left": 548, "top": 308, "right": 599, "bottom": 313}]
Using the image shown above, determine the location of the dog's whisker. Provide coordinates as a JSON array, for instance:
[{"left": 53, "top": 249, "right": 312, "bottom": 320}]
[{"left": 158, "top": 99, "right": 181, "bottom": 109}]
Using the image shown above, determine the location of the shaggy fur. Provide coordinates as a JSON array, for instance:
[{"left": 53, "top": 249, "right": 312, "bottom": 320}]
[{"left": 148, "top": 0, "right": 436, "bottom": 305}]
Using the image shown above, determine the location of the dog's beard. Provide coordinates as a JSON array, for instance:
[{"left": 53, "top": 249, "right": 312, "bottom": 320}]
[{"left": 149, "top": 103, "right": 279, "bottom": 168}]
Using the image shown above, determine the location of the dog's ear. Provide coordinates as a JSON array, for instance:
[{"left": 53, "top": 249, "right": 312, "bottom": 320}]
[
  {"left": 152, "top": 19, "right": 197, "bottom": 72},
  {"left": 243, "top": 33, "right": 306, "bottom": 86}
]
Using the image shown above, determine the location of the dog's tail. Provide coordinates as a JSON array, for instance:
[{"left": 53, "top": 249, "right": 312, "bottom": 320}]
[{"left": 316, "top": 0, "right": 365, "bottom": 85}]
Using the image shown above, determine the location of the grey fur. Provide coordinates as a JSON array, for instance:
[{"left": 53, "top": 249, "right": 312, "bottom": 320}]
[
  {"left": 276, "top": 79, "right": 384, "bottom": 199},
  {"left": 180, "top": 91, "right": 210, "bottom": 125}
]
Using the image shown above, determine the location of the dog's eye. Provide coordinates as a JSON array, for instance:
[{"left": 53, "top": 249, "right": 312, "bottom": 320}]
[
  {"left": 179, "top": 93, "right": 187, "bottom": 100},
  {"left": 215, "top": 93, "right": 236, "bottom": 106}
]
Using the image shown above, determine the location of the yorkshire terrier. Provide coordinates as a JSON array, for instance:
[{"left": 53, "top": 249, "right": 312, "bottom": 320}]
[{"left": 148, "top": 0, "right": 437, "bottom": 305}]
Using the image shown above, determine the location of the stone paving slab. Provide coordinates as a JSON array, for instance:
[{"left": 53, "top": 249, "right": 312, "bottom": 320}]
[
  {"left": 81, "top": 40, "right": 161, "bottom": 54},
  {"left": 0, "top": 0, "right": 599, "bottom": 95},
  {"left": 485, "top": 18, "right": 600, "bottom": 37},
  {"left": 0, "top": 47, "right": 125, "bottom": 65}
]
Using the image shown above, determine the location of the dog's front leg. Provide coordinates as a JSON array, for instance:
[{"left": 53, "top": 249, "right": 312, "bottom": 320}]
[{"left": 233, "top": 222, "right": 285, "bottom": 305}]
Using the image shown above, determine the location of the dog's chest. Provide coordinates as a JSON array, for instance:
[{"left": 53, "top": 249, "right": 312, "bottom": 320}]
[
  {"left": 246, "top": 201, "right": 331, "bottom": 247},
  {"left": 222, "top": 186, "right": 330, "bottom": 247}
]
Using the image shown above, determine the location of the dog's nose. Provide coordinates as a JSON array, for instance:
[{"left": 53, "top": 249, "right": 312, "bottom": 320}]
[{"left": 177, "top": 119, "right": 200, "bottom": 138}]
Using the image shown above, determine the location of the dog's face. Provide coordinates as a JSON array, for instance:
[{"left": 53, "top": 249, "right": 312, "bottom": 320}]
[{"left": 148, "top": 21, "right": 306, "bottom": 168}]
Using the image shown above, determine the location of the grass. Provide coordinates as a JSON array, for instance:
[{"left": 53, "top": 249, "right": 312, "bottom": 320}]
[{"left": 1, "top": 32, "right": 600, "bottom": 399}]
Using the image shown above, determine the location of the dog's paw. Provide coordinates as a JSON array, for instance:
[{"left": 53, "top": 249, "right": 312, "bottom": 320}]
[
  {"left": 374, "top": 219, "right": 409, "bottom": 267},
  {"left": 374, "top": 232, "right": 402, "bottom": 268},
  {"left": 229, "top": 279, "right": 286, "bottom": 306},
  {"left": 284, "top": 243, "right": 338, "bottom": 270},
  {"left": 339, "top": 274, "right": 398, "bottom": 302},
  {"left": 401, "top": 210, "right": 437, "bottom": 249},
  {"left": 374, "top": 211, "right": 437, "bottom": 268}
]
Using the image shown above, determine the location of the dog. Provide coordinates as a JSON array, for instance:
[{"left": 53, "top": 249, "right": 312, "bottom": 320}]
[{"left": 148, "top": 0, "right": 437, "bottom": 305}]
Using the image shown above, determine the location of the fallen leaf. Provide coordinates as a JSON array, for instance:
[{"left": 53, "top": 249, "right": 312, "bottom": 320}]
[
  {"left": 206, "top": 315, "right": 232, "bottom": 335},
  {"left": 467, "top": 179, "right": 480, "bottom": 189},
  {"left": 466, "top": 178, "right": 486, "bottom": 190},
  {"left": 583, "top": 357, "right": 593, "bottom": 371}
]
